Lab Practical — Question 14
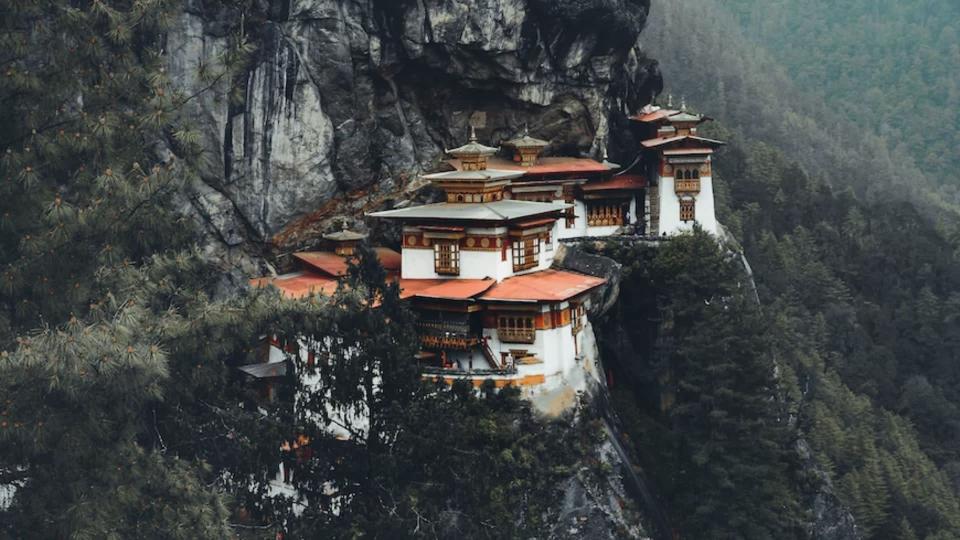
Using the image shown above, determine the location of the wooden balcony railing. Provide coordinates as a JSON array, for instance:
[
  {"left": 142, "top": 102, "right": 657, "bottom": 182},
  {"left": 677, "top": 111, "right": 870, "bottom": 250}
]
[
  {"left": 497, "top": 328, "right": 536, "bottom": 344},
  {"left": 675, "top": 179, "right": 701, "bottom": 193}
]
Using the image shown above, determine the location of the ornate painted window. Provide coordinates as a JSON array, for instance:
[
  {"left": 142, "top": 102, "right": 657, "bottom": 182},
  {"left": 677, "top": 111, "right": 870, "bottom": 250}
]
[
  {"left": 587, "top": 203, "right": 624, "bottom": 227},
  {"left": 679, "top": 199, "right": 696, "bottom": 222},
  {"left": 434, "top": 241, "right": 460, "bottom": 275},
  {"left": 498, "top": 315, "right": 536, "bottom": 343},
  {"left": 512, "top": 237, "right": 540, "bottom": 272}
]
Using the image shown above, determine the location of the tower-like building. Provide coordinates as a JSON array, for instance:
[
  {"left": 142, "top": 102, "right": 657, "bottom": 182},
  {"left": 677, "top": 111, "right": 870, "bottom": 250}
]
[{"left": 631, "top": 103, "right": 725, "bottom": 236}]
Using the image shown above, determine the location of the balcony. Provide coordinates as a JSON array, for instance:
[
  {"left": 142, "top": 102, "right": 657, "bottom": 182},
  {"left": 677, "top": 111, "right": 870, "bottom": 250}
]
[
  {"left": 674, "top": 179, "right": 701, "bottom": 193},
  {"left": 497, "top": 327, "right": 536, "bottom": 344}
]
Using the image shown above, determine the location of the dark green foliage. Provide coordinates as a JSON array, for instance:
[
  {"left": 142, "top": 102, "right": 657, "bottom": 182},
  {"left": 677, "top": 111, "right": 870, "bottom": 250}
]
[
  {"left": 724, "top": 0, "right": 960, "bottom": 194},
  {"left": 645, "top": 2, "right": 960, "bottom": 535},
  {"left": 716, "top": 134, "right": 960, "bottom": 537},
  {"left": 290, "top": 384, "right": 593, "bottom": 539},
  {"left": 0, "top": 0, "right": 252, "bottom": 340},
  {"left": 596, "top": 233, "right": 804, "bottom": 539}
]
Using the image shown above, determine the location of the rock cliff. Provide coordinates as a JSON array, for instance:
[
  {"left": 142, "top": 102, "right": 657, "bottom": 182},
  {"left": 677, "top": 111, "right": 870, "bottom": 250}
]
[{"left": 164, "top": 0, "right": 660, "bottom": 268}]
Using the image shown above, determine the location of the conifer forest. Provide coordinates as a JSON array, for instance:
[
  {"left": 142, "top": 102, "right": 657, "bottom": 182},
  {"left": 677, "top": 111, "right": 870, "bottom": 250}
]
[{"left": 2, "top": 1, "right": 959, "bottom": 539}]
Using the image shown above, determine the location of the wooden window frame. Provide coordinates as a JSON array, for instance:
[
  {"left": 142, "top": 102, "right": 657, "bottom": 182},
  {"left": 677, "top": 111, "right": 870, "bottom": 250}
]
[
  {"left": 679, "top": 198, "right": 696, "bottom": 222},
  {"left": 512, "top": 237, "right": 540, "bottom": 272},
  {"left": 433, "top": 241, "right": 460, "bottom": 275},
  {"left": 570, "top": 303, "right": 586, "bottom": 335},
  {"left": 586, "top": 203, "right": 625, "bottom": 227},
  {"left": 497, "top": 315, "right": 536, "bottom": 344}
]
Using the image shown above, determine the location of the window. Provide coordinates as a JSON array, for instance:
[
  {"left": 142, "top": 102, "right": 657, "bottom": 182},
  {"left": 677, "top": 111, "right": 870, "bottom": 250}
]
[
  {"left": 565, "top": 207, "right": 577, "bottom": 229},
  {"left": 679, "top": 199, "right": 695, "bottom": 222},
  {"left": 587, "top": 203, "right": 624, "bottom": 227},
  {"left": 570, "top": 303, "right": 586, "bottom": 334},
  {"left": 515, "top": 192, "right": 553, "bottom": 202},
  {"left": 434, "top": 241, "right": 460, "bottom": 275},
  {"left": 498, "top": 315, "right": 536, "bottom": 343},
  {"left": 512, "top": 237, "right": 540, "bottom": 272},
  {"left": 545, "top": 232, "right": 553, "bottom": 252}
]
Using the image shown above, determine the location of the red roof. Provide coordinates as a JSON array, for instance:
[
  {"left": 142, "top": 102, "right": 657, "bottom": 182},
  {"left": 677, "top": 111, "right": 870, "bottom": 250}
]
[
  {"left": 480, "top": 270, "right": 606, "bottom": 302},
  {"left": 250, "top": 272, "right": 339, "bottom": 299},
  {"left": 294, "top": 247, "right": 401, "bottom": 277},
  {"left": 582, "top": 175, "right": 647, "bottom": 192},
  {"left": 400, "top": 279, "right": 495, "bottom": 301},
  {"left": 374, "top": 247, "right": 402, "bottom": 271},
  {"left": 630, "top": 108, "right": 680, "bottom": 123}
]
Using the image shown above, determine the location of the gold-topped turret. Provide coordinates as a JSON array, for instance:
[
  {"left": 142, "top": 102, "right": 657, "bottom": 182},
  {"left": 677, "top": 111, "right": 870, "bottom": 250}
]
[
  {"left": 323, "top": 228, "right": 367, "bottom": 256},
  {"left": 446, "top": 126, "right": 499, "bottom": 171},
  {"left": 503, "top": 126, "right": 549, "bottom": 167}
]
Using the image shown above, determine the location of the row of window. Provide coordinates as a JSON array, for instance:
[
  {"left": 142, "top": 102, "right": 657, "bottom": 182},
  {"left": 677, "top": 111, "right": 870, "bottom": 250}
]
[
  {"left": 497, "top": 304, "right": 585, "bottom": 344},
  {"left": 432, "top": 237, "right": 546, "bottom": 275},
  {"left": 674, "top": 167, "right": 701, "bottom": 179},
  {"left": 586, "top": 203, "right": 626, "bottom": 227}
]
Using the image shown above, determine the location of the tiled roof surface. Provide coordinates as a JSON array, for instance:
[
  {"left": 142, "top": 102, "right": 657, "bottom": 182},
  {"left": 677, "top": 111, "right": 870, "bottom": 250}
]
[
  {"left": 400, "top": 279, "right": 496, "bottom": 300},
  {"left": 293, "top": 247, "right": 401, "bottom": 277},
  {"left": 480, "top": 269, "right": 606, "bottom": 302},
  {"left": 250, "top": 272, "right": 339, "bottom": 299}
]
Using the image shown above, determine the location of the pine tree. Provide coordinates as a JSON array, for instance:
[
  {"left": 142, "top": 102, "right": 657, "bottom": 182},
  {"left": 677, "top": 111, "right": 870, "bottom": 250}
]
[
  {"left": 0, "top": 0, "right": 252, "bottom": 339},
  {"left": 648, "top": 231, "right": 803, "bottom": 537}
]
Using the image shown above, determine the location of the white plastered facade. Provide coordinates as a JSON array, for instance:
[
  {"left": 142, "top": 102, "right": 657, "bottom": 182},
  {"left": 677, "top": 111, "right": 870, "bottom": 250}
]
[{"left": 656, "top": 166, "right": 718, "bottom": 236}]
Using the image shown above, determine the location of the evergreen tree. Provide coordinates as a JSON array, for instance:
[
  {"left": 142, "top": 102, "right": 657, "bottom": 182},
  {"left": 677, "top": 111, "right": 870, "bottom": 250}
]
[{"left": 0, "top": 0, "right": 251, "bottom": 340}]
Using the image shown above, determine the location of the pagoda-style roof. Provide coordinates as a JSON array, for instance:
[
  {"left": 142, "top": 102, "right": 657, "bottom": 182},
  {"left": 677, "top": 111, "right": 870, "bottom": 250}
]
[
  {"left": 630, "top": 107, "right": 712, "bottom": 125},
  {"left": 503, "top": 132, "right": 549, "bottom": 149},
  {"left": 446, "top": 126, "right": 498, "bottom": 157},
  {"left": 323, "top": 229, "right": 367, "bottom": 242},
  {"left": 668, "top": 111, "right": 705, "bottom": 123},
  {"left": 641, "top": 135, "right": 725, "bottom": 149},
  {"left": 369, "top": 200, "right": 568, "bottom": 222},
  {"left": 630, "top": 108, "right": 680, "bottom": 123},
  {"left": 422, "top": 169, "right": 524, "bottom": 182},
  {"left": 480, "top": 270, "right": 606, "bottom": 303}
]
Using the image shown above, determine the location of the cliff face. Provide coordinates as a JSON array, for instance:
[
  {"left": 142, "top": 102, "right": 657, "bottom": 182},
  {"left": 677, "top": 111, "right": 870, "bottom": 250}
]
[{"left": 164, "top": 0, "right": 660, "bottom": 262}]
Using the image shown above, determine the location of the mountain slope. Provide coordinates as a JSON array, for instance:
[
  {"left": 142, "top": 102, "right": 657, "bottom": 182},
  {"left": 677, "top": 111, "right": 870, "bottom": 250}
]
[{"left": 636, "top": 1, "right": 960, "bottom": 537}]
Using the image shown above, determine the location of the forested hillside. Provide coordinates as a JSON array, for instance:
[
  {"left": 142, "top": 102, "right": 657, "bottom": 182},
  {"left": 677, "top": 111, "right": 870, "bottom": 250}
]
[
  {"left": 4, "top": 1, "right": 960, "bottom": 538},
  {"left": 725, "top": 0, "right": 960, "bottom": 199},
  {"left": 625, "top": 1, "right": 960, "bottom": 537}
]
